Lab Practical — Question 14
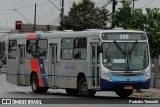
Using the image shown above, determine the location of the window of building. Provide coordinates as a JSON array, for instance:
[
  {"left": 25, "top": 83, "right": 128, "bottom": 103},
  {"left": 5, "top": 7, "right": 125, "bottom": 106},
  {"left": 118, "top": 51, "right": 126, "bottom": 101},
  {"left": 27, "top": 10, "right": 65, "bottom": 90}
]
[
  {"left": 8, "top": 40, "right": 17, "bottom": 59},
  {"left": 74, "top": 38, "right": 87, "bottom": 60},
  {"left": 26, "top": 40, "right": 48, "bottom": 59},
  {"left": 61, "top": 38, "right": 73, "bottom": 60}
]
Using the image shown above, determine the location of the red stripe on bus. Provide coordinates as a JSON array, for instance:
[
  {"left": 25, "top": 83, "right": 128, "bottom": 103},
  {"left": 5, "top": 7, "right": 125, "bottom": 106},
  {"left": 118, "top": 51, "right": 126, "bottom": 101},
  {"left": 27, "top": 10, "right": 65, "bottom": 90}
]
[
  {"left": 30, "top": 60, "right": 41, "bottom": 74},
  {"left": 30, "top": 59, "right": 43, "bottom": 87},
  {"left": 38, "top": 77, "right": 43, "bottom": 87},
  {"left": 27, "top": 33, "right": 36, "bottom": 39}
]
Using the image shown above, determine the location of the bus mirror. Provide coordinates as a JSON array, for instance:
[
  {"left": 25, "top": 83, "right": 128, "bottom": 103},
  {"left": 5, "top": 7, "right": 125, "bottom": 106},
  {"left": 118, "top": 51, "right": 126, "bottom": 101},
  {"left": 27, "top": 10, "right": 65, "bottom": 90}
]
[{"left": 98, "top": 45, "right": 102, "bottom": 53}]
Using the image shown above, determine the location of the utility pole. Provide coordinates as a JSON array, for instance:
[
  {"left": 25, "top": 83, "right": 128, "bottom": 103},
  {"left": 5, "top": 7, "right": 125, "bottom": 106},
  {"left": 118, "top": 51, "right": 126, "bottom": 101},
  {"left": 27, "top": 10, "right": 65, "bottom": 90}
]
[
  {"left": 112, "top": 0, "right": 116, "bottom": 28},
  {"left": 33, "top": 3, "right": 37, "bottom": 32},
  {"left": 61, "top": 0, "right": 64, "bottom": 31},
  {"left": 133, "top": 0, "right": 135, "bottom": 13},
  {"left": 132, "top": 0, "right": 138, "bottom": 15}
]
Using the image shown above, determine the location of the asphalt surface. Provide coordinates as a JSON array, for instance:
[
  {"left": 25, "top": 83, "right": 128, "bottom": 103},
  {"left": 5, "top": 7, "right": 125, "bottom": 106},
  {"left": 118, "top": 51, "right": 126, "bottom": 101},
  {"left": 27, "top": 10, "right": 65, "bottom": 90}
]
[{"left": 0, "top": 73, "right": 160, "bottom": 107}]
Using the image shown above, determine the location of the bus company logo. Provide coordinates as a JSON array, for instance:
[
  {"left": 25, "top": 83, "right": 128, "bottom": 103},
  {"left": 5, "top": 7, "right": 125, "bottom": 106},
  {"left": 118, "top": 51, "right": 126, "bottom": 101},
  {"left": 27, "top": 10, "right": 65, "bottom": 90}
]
[{"left": 2, "top": 99, "right": 11, "bottom": 104}]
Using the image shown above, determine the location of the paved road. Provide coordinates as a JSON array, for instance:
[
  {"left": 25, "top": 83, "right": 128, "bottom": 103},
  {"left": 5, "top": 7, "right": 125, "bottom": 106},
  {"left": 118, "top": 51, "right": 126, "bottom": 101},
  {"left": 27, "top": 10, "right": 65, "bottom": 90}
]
[
  {"left": 0, "top": 74, "right": 160, "bottom": 107},
  {"left": 0, "top": 74, "right": 118, "bottom": 99}
]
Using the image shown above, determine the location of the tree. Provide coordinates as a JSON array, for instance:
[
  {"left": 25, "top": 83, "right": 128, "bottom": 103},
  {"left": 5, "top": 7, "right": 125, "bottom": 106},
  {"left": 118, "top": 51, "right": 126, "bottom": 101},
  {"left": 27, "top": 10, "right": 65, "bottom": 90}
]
[
  {"left": 112, "top": 0, "right": 160, "bottom": 58},
  {"left": 130, "top": 9, "right": 147, "bottom": 30},
  {"left": 145, "top": 8, "right": 160, "bottom": 58},
  {"left": 112, "top": 0, "right": 146, "bottom": 30},
  {"left": 59, "top": 0, "right": 109, "bottom": 31},
  {"left": 112, "top": 0, "right": 133, "bottom": 29}
]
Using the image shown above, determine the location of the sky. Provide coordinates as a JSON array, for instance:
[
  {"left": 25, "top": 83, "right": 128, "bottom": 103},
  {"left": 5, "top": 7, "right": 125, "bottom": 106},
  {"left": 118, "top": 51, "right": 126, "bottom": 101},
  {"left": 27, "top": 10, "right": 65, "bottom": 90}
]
[{"left": 0, "top": 0, "right": 159, "bottom": 29}]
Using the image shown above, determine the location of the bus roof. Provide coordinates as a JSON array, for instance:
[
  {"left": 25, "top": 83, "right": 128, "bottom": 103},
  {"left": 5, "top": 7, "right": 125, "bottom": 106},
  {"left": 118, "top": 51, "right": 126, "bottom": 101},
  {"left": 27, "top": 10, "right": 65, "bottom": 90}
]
[{"left": 8, "top": 29, "right": 146, "bottom": 40}]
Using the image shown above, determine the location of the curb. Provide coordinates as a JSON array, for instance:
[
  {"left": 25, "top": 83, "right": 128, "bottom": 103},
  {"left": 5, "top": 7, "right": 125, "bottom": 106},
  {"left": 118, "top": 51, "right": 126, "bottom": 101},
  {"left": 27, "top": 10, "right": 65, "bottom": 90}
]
[
  {"left": 132, "top": 93, "right": 145, "bottom": 97},
  {"left": 141, "top": 89, "right": 160, "bottom": 96},
  {"left": 132, "top": 92, "right": 160, "bottom": 97}
]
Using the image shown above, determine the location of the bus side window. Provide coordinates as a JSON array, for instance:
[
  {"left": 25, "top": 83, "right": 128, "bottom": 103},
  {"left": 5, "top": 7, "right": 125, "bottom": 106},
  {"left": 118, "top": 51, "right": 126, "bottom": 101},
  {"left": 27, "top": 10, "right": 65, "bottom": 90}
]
[
  {"left": 61, "top": 38, "right": 73, "bottom": 60},
  {"left": 37, "top": 40, "right": 48, "bottom": 59},
  {"left": 74, "top": 38, "right": 87, "bottom": 60},
  {"left": 26, "top": 40, "right": 36, "bottom": 59},
  {"left": 8, "top": 40, "right": 17, "bottom": 59},
  {"left": 26, "top": 40, "right": 48, "bottom": 59}
]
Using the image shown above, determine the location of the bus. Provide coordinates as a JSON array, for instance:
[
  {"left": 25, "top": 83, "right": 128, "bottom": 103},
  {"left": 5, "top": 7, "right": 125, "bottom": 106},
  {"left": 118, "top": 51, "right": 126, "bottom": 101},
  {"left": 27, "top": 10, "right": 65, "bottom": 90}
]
[{"left": 6, "top": 29, "right": 151, "bottom": 97}]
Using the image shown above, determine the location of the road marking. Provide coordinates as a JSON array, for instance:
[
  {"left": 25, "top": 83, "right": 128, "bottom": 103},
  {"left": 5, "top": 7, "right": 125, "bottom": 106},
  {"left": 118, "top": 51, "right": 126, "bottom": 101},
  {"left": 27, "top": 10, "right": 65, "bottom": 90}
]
[{"left": 15, "top": 88, "right": 31, "bottom": 94}]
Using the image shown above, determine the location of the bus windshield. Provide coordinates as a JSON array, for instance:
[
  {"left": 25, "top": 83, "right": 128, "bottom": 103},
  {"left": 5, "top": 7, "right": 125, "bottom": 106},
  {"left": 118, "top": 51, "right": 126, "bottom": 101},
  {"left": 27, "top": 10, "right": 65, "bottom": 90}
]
[{"left": 102, "top": 42, "right": 149, "bottom": 71}]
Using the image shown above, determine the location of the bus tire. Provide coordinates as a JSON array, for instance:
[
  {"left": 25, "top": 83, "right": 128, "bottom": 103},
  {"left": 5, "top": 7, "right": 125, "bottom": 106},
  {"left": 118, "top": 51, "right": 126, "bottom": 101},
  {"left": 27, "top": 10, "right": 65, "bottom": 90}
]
[
  {"left": 31, "top": 74, "right": 40, "bottom": 93},
  {"left": 115, "top": 89, "right": 133, "bottom": 97},
  {"left": 78, "top": 78, "right": 96, "bottom": 97},
  {"left": 39, "top": 87, "right": 48, "bottom": 93},
  {"left": 65, "top": 89, "right": 79, "bottom": 96}
]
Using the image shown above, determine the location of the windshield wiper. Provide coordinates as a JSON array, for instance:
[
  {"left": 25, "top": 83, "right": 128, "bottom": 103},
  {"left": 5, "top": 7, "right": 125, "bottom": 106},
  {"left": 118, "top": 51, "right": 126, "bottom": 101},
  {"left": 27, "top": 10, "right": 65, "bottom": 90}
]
[
  {"left": 129, "top": 41, "right": 138, "bottom": 54},
  {"left": 113, "top": 41, "right": 125, "bottom": 54}
]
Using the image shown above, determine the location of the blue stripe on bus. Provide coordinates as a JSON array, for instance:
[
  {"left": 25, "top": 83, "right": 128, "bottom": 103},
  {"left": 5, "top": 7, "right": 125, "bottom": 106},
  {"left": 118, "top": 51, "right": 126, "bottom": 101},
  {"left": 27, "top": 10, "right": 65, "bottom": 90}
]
[
  {"left": 42, "top": 77, "right": 48, "bottom": 87},
  {"left": 108, "top": 72, "right": 146, "bottom": 81},
  {"left": 36, "top": 34, "right": 41, "bottom": 39},
  {"left": 7, "top": 73, "right": 97, "bottom": 78},
  {"left": 7, "top": 73, "right": 30, "bottom": 76},
  {"left": 6, "top": 72, "right": 146, "bottom": 82},
  {"left": 38, "top": 59, "right": 48, "bottom": 87},
  {"left": 39, "top": 59, "right": 45, "bottom": 74}
]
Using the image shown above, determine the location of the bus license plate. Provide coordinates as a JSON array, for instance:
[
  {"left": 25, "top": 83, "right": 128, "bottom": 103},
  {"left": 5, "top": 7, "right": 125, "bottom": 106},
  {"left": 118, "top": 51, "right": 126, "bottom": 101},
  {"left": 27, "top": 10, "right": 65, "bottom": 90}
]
[{"left": 124, "top": 86, "right": 133, "bottom": 89}]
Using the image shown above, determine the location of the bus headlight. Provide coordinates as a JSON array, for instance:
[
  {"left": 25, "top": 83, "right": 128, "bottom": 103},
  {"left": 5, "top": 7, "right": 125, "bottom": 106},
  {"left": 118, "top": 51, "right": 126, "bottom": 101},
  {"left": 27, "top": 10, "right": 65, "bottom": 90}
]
[
  {"left": 102, "top": 73, "right": 112, "bottom": 81},
  {"left": 144, "top": 72, "right": 150, "bottom": 80}
]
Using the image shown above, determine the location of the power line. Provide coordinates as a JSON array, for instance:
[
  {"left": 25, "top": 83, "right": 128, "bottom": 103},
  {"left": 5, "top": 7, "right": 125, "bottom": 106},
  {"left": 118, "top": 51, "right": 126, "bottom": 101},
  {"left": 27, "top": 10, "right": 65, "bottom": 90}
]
[
  {"left": 140, "top": 0, "right": 155, "bottom": 8},
  {"left": 50, "top": 16, "right": 60, "bottom": 25},
  {"left": 12, "top": 9, "right": 32, "bottom": 24},
  {"left": 102, "top": 0, "right": 112, "bottom": 9},
  {"left": 48, "top": 0, "right": 61, "bottom": 11},
  {"left": 95, "top": 0, "right": 106, "bottom": 7},
  {"left": 15, "top": 2, "right": 49, "bottom": 10},
  {"left": 0, "top": 1, "right": 55, "bottom": 26},
  {"left": 0, "top": 2, "right": 50, "bottom": 12},
  {"left": 52, "top": 18, "right": 60, "bottom": 27},
  {"left": 136, "top": 0, "right": 150, "bottom": 4},
  {"left": 96, "top": 0, "right": 112, "bottom": 8}
]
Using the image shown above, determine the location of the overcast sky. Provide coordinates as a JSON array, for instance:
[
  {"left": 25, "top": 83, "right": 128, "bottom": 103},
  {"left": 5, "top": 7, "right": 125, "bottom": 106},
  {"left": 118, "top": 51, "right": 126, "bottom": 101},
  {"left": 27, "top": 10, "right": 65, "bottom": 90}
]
[{"left": 0, "top": 0, "right": 159, "bottom": 28}]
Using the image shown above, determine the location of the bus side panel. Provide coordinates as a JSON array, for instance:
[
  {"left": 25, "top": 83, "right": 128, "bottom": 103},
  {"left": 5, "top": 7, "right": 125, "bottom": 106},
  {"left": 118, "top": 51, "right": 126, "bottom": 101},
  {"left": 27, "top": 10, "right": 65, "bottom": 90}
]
[
  {"left": 41, "top": 60, "right": 49, "bottom": 87},
  {"left": 6, "top": 59, "right": 18, "bottom": 85},
  {"left": 25, "top": 59, "right": 49, "bottom": 87},
  {"left": 24, "top": 60, "right": 33, "bottom": 86},
  {"left": 56, "top": 60, "right": 89, "bottom": 89},
  {"left": 6, "top": 39, "right": 18, "bottom": 85}
]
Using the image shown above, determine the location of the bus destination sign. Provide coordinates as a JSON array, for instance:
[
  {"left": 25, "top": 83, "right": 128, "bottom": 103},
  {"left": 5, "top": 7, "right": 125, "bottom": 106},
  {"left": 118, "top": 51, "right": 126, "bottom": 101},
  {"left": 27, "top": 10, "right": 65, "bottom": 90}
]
[{"left": 102, "top": 33, "right": 146, "bottom": 40}]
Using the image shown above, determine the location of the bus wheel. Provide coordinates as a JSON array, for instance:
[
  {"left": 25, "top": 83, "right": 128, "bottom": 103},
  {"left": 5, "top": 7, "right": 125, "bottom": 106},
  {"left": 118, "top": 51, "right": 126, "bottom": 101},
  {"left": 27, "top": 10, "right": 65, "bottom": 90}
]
[
  {"left": 31, "top": 74, "right": 40, "bottom": 93},
  {"left": 78, "top": 78, "right": 96, "bottom": 97},
  {"left": 115, "top": 89, "right": 133, "bottom": 97},
  {"left": 65, "top": 89, "right": 79, "bottom": 96},
  {"left": 39, "top": 87, "right": 48, "bottom": 93}
]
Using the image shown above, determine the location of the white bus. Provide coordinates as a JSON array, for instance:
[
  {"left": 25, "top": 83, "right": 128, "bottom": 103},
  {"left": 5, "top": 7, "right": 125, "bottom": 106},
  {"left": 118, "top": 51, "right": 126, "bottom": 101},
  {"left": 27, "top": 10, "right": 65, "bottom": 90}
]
[{"left": 6, "top": 29, "right": 151, "bottom": 97}]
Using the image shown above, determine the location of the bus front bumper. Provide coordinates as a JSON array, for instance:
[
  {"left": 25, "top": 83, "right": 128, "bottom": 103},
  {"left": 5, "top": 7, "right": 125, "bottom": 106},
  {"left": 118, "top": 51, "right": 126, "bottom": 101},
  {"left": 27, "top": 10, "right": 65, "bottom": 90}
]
[{"left": 100, "top": 79, "right": 150, "bottom": 90}]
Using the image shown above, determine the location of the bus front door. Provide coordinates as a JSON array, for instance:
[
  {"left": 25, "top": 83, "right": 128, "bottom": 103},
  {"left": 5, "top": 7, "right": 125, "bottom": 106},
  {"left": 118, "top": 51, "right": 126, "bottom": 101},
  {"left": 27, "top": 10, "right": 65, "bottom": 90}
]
[
  {"left": 18, "top": 45, "right": 25, "bottom": 85},
  {"left": 49, "top": 44, "right": 57, "bottom": 87},
  {"left": 91, "top": 43, "right": 100, "bottom": 89}
]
